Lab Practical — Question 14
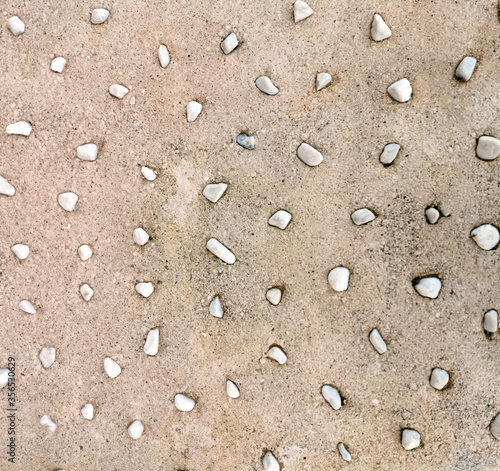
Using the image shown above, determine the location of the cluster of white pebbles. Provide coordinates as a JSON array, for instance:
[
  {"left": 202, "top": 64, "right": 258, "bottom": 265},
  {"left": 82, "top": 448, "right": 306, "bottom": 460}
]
[{"left": 2, "top": 2, "right": 500, "bottom": 469}]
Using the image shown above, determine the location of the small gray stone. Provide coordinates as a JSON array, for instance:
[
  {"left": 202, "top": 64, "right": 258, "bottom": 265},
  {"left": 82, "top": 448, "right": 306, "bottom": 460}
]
[
  {"left": 455, "top": 56, "right": 477, "bottom": 81},
  {"left": 39, "top": 347, "right": 56, "bottom": 369},
  {"left": 379, "top": 143, "right": 400, "bottom": 165},
  {"left": 484, "top": 309, "right": 498, "bottom": 333},
  {"left": 476, "top": 136, "right": 500, "bottom": 161},
  {"left": 430, "top": 367, "right": 449, "bottom": 390},
  {"left": 237, "top": 134, "right": 255, "bottom": 150}
]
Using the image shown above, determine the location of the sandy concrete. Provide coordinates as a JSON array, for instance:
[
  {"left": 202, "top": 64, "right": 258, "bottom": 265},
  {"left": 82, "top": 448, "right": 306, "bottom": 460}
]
[{"left": 1, "top": 0, "right": 500, "bottom": 469}]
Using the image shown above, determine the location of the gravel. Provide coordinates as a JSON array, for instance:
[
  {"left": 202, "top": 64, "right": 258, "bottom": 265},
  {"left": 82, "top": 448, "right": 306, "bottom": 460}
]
[
  {"left": 77, "top": 143, "right": 98, "bottom": 161},
  {"left": 328, "top": 267, "right": 350, "bottom": 292},
  {"left": 296, "top": 142, "right": 323, "bottom": 167},
  {"left": 371, "top": 14, "right": 391, "bottom": 41},
  {"left": 174, "top": 393, "right": 195, "bottom": 412},
  {"left": 91, "top": 9, "right": 110, "bottom": 25},
  {"left": 7, "top": 16, "right": 25, "bottom": 36},
  {"left": 221, "top": 33, "right": 238, "bottom": 54},
  {"left": 6, "top": 121, "right": 32, "bottom": 136},
  {"left": 294, "top": 1, "right": 313, "bottom": 23},
  {"left": 455, "top": 56, "right": 477, "bottom": 81},
  {"left": 476, "top": 136, "right": 500, "bottom": 161},
  {"left": 267, "top": 346, "right": 287, "bottom": 364},
  {"left": 430, "top": 367, "right": 450, "bottom": 390},
  {"left": 387, "top": 78, "right": 412, "bottom": 102},
  {"left": 321, "top": 385, "right": 343, "bottom": 410},
  {"left": 50, "top": 57, "right": 67, "bottom": 73},
  {"left": 206, "top": 238, "right": 236, "bottom": 264},
  {"left": 268, "top": 210, "right": 292, "bottom": 230},
  {"left": 379, "top": 143, "right": 401, "bottom": 166},
  {"left": 39, "top": 347, "right": 56, "bottom": 369},
  {"left": 316, "top": 73, "right": 332, "bottom": 91},
  {"left": 470, "top": 224, "right": 499, "bottom": 250},
  {"left": 255, "top": 76, "right": 279, "bottom": 95},
  {"left": 11, "top": 243, "right": 29, "bottom": 259},
  {"left": 401, "top": 428, "right": 421, "bottom": 450},
  {"left": 158, "top": 45, "right": 170, "bottom": 68}
]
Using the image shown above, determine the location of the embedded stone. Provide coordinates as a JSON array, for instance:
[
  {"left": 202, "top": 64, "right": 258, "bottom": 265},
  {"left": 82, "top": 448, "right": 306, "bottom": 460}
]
[
  {"left": 328, "top": 267, "right": 350, "bottom": 292},
  {"left": 296, "top": 142, "right": 323, "bottom": 166},
  {"left": 471, "top": 224, "right": 499, "bottom": 250},
  {"left": 321, "top": 385, "right": 342, "bottom": 410},
  {"left": 351, "top": 208, "right": 376, "bottom": 226},
  {"left": 369, "top": 329, "right": 387, "bottom": 354},
  {"left": 203, "top": 183, "right": 228, "bottom": 203},
  {"left": 413, "top": 276, "right": 441, "bottom": 299},
  {"left": 221, "top": 33, "right": 238, "bottom": 54},
  {"left": 77, "top": 143, "right": 98, "bottom": 161},
  {"left": 316, "top": 73, "right": 332, "bottom": 91},
  {"left": 266, "top": 288, "right": 282, "bottom": 306},
  {"left": 144, "top": 328, "right": 159, "bottom": 356},
  {"left": 294, "top": 1, "right": 313, "bottom": 22},
  {"left": 267, "top": 346, "right": 287, "bottom": 365},
  {"left": 255, "top": 76, "right": 279, "bottom": 95},
  {"left": 371, "top": 14, "right": 391, "bottom": 41},
  {"left": 387, "top": 78, "right": 412, "bottom": 102},
  {"left": 379, "top": 143, "right": 400, "bottom": 165},
  {"left": 104, "top": 357, "right": 121, "bottom": 378},
  {"left": 455, "top": 56, "right": 477, "bottom": 81},
  {"left": 476, "top": 136, "right": 500, "bottom": 161},
  {"left": 430, "top": 367, "right": 449, "bottom": 390},
  {"left": 206, "top": 238, "right": 236, "bottom": 264}
]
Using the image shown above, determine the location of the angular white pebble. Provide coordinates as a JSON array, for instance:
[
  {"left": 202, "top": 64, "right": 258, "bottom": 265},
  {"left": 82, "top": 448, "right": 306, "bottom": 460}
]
[
  {"left": 483, "top": 309, "right": 498, "bottom": 333},
  {"left": 266, "top": 288, "right": 282, "bottom": 306},
  {"left": 39, "top": 347, "right": 56, "bottom": 369},
  {"left": 263, "top": 451, "right": 280, "bottom": 471},
  {"left": 175, "top": 393, "right": 195, "bottom": 412},
  {"left": 187, "top": 101, "right": 203, "bottom": 122},
  {"left": 369, "top": 329, "right": 387, "bottom": 354},
  {"left": 221, "top": 32, "right": 238, "bottom": 54},
  {"left": 19, "top": 300, "right": 36, "bottom": 314},
  {"left": 77, "top": 143, "right": 98, "bottom": 161},
  {"left": 0, "top": 370, "right": 10, "bottom": 388},
  {"left": 209, "top": 296, "right": 224, "bottom": 318},
  {"left": 237, "top": 134, "right": 255, "bottom": 150},
  {"left": 81, "top": 403, "right": 94, "bottom": 420},
  {"left": 206, "top": 238, "right": 236, "bottom": 264},
  {"left": 316, "top": 73, "right": 332, "bottom": 91},
  {"left": 401, "top": 429, "right": 420, "bottom": 450},
  {"left": 7, "top": 16, "right": 25, "bottom": 36},
  {"left": 144, "top": 328, "right": 159, "bottom": 356},
  {"left": 414, "top": 276, "right": 441, "bottom": 299},
  {"left": 226, "top": 380, "right": 240, "bottom": 399},
  {"left": 267, "top": 346, "right": 287, "bottom": 365},
  {"left": 58, "top": 192, "right": 78, "bottom": 211},
  {"left": 268, "top": 210, "right": 292, "bottom": 230},
  {"left": 109, "top": 84, "right": 129, "bottom": 99},
  {"left": 78, "top": 244, "right": 93, "bottom": 261},
  {"left": 203, "top": 183, "right": 228, "bottom": 203},
  {"left": 0, "top": 176, "right": 16, "bottom": 196},
  {"left": 455, "top": 56, "right": 477, "bottom": 82},
  {"left": 322, "top": 385, "right": 343, "bottom": 410},
  {"left": 387, "top": 78, "right": 412, "bottom": 103},
  {"left": 40, "top": 415, "right": 56, "bottom": 432},
  {"left": 104, "top": 357, "right": 121, "bottom": 378},
  {"left": 255, "top": 76, "right": 279, "bottom": 95},
  {"left": 6, "top": 121, "right": 32, "bottom": 136},
  {"left": 294, "top": 0, "right": 313, "bottom": 22},
  {"left": 425, "top": 207, "right": 440, "bottom": 224},
  {"left": 141, "top": 166, "right": 156, "bottom": 181},
  {"left": 328, "top": 267, "right": 350, "bottom": 292},
  {"left": 338, "top": 443, "right": 352, "bottom": 462},
  {"left": 50, "top": 57, "right": 67, "bottom": 73},
  {"left": 471, "top": 224, "right": 499, "bottom": 251},
  {"left": 351, "top": 208, "right": 376, "bottom": 226},
  {"left": 128, "top": 420, "right": 144, "bottom": 439},
  {"left": 80, "top": 283, "right": 94, "bottom": 301},
  {"left": 379, "top": 143, "right": 400, "bottom": 165},
  {"left": 296, "top": 142, "right": 324, "bottom": 167},
  {"left": 158, "top": 44, "right": 170, "bottom": 68},
  {"left": 371, "top": 14, "right": 391, "bottom": 41},
  {"left": 11, "top": 243, "right": 29, "bottom": 259},
  {"left": 133, "top": 228, "right": 150, "bottom": 246},
  {"left": 430, "top": 367, "right": 449, "bottom": 390},
  {"left": 490, "top": 413, "right": 500, "bottom": 439},
  {"left": 476, "top": 136, "right": 500, "bottom": 161},
  {"left": 91, "top": 8, "right": 110, "bottom": 25},
  {"left": 135, "top": 282, "right": 154, "bottom": 298}
]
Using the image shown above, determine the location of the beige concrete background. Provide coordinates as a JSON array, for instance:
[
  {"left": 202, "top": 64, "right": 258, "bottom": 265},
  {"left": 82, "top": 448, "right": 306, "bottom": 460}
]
[{"left": 1, "top": 0, "right": 500, "bottom": 469}]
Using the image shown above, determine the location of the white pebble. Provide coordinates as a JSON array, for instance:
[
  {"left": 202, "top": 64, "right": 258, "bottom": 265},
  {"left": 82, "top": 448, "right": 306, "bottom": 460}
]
[
  {"left": 490, "top": 413, "right": 500, "bottom": 439},
  {"left": 104, "top": 357, "right": 121, "bottom": 378},
  {"left": 387, "top": 78, "right": 412, "bottom": 103},
  {"left": 263, "top": 451, "right": 280, "bottom": 471},
  {"left": 266, "top": 288, "right": 282, "bottom": 306},
  {"left": 328, "top": 267, "right": 350, "bottom": 292},
  {"left": 414, "top": 276, "right": 441, "bottom": 299},
  {"left": 174, "top": 393, "right": 195, "bottom": 412},
  {"left": 19, "top": 300, "right": 36, "bottom": 314},
  {"left": 268, "top": 210, "right": 292, "bottom": 230},
  {"left": 109, "top": 84, "right": 129, "bottom": 99},
  {"left": 237, "top": 133, "right": 255, "bottom": 150},
  {"left": 483, "top": 309, "right": 498, "bottom": 333},
  {"left": 221, "top": 33, "right": 238, "bottom": 54},
  {"left": 337, "top": 443, "right": 352, "bottom": 462},
  {"left": 321, "top": 384, "right": 343, "bottom": 410},
  {"left": 11, "top": 243, "right": 29, "bottom": 259},
  {"left": 294, "top": 0, "right": 313, "bottom": 22},
  {"left": 455, "top": 56, "right": 477, "bottom": 82},
  {"left": 206, "top": 238, "right": 236, "bottom": 264},
  {"left": 144, "top": 328, "right": 159, "bottom": 356},
  {"left": 7, "top": 16, "right": 25, "bottom": 36},
  {"left": 80, "top": 283, "right": 94, "bottom": 301},
  {"left": 316, "top": 73, "right": 332, "bottom": 91},
  {"left": 78, "top": 244, "right": 93, "bottom": 261},
  {"left": 187, "top": 101, "right": 203, "bottom": 122},
  {"left": 50, "top": 57, "right": 67, "bottom": 73},
  {"left": 203, "top": 183, "right": 228, "bottom": 203},
  {"left": 91, "top": 8, "right": 110, "bottom": 25},
  {"left": 351, "top": 208, "right": 376, "bottom": 226},
  {"left": 425, "top": 207, "right": 440, "bottom": 224},
  {"left": 0, "top": 370, "right": 10, "bottom": 388},
  {"left": 379, "top": 143, "right": 400, "bottom": 165},
  {"left": 6, "top": 121, "right": 32, "bottom": 136},
  {"left": 430, "top": 367, "right": 449, "bottom": 390},
  {"left": 77, "top": 143, "right": 98, "bottom": 161},
  {"left": 0, "top": 176, "right": 15, "bottom": 196},
  {"left": 141, "top": 166, "right": 156, "bottom": 181},
  {"left": 371, "top": 14, "right": 391, "bottom": 41},
  {"left": 39, "top": 347, "right": 56, "bottom": 369},
  {"left": 267, "top": 346, "right": 287, "bottom": 365},
  {"left": 255, "top": 76, "right": 279, "bottom": 96},
  {"left": 369, "top": 329, "right": 387, "bottom": 354},
  {"left": 40, "top": 415, "right": 56, "bottom": 432},
  {"left": 135, "top": 282, "right": 154, "bottom": 298},
  {"left": 128, "top": 420, "right": 144, "bottom": 439},
  {"left": 158, "top": 44, "right": 170, "bottom": 68},
  {"left": 296, "top": 142, "right": 324, "bottom": 167},
  {"left": 226, "top": 380, "right": 240, "bottom": 399},
  {"left": 471, "top": 224, "right": 499, "bottom": 250},
  {"left": 476, "top": 136, "right": 500, "bottom": 161},
  {"left": 133, "top": 228, "right": 150, "bottom": 246},
  {"left": 209, "top": 296, "right": 224, "bottom": 318},
  {"left": 130, "top": 96, "right": 136, "bottom": 105},
  {"left": 81, "top": 403, "right": 94, "bottom": 420},
  {"left": 401, "top": 428, "right": 420, "bottom": 450},
  {"left": 58, "top": 192, "right": 78, "bottom": 211}
]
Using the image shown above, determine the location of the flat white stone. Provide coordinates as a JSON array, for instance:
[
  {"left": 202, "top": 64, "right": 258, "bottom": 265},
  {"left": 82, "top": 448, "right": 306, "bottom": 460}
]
[
  {"left": 267, "top": 346, "right": 287, "bottom": 365},
  {"left": 135, "top": 282, "right": 154, "bottom": 298},
  {"left": 0, "top": 176, "right": 16, "bottom": 196},
  {"left": 0, "top": 369, "right": 10, "bottom": 388},
  {"left": 40, "top": 415, "right": 56, "bottom": 432},
  {"left": 255, "top": 76, "right": 279, "bottom": 95},
  {"left": 484, "top": 309, "right": 498, "bottom": 333},
  {"left": 11, "top": 243, "right": 29, "bottom": 259},
  {"left": 206, "top": 238, "right": 236, "bottom": 264},
  {"left": 141, "top": 166, "right": 156, "bottom": 181},
  {"left": 387, "top": 78, "right": 412, "bottom": 103},
  {"left": 455, "top": 56, "right": 477, "bottom": 81},
  {"left": 221, "top": 33, "right": 238, "bottom": 54},
  {"left": 351, "top": 208, "right": 376, "bottom": 226},
  {"left": 39, "top": 347, "right": 56, "bottom": 369},
  {"left": 471, "top": 224, "right": 499, "bottom": 250},
  {"left": 425, "top": 207, "right": 440, "bottom": 224},
  {"left": 77, "top": 143, "right": 98, "bottom": 161},
  {"left": 81, "top": 403, "right": 94, "bottom": 420},
  {"left": 144, "top": 328, "right": 159, "bottom": 355},
  {"left": 226, "top": 380, "right": 240, "bottom": 399},
  {"left": 322, "top": 385, "right": 342, "bottom": 410},
  {"left": 379, "top": 143, "right": 400, "bottom": 165},
  {"left": 104, "top": 357, "right": 121, "bottom": 378},
  {"left": 19, "top": 300, "right": 36, "bottom": 314},
  {"left": 369, "top": 329, "right": 387, "bottom": 354},
  {"left": 203, "top": 183, "right": 228, "bottom": 203},
  {"left": 109, "top": 84, "right": 129, "bottom": 99},
  {"left": 476, "top": 136, "right": 500, "bottom": 161},
  {"left": 50, "top": 57, "right": 67, "bottom": 73},
  {"left": 316, "top": 73, "right": 332, "bottom": 91},
  {"left": 338, "top": 443, "right": 352, "bottom": 462},
  {"left": 268, "top": 210, "right": 292, "bottom": 230},
  {"left": 128, "top": 420, "right": 144, "bottom": 439},
  {"left": 78, "top": 244, "right": 93, "bottom": 261},
  {"left": 490, "top": 413, "right": 500, "bottom": 439},
  {"left": 133, "top": 228, "right": 150, "bottom": 246},
  {"left": 296, "top": 142, "right": 323, "bottom": 166},
  {"left": 328, "top": 267, "right": 350, "bottom": 292},
  {"left": 266, "top": 288, "right": 282, "bottom": 306},
  {"left": 6, "top": 121, "right": 32, "bottom": 136},
  {"left": 402, "top": 428, "right": 420, "bottom": 450},
  {"left": 294, "top": 0, "right": 313, "bottom": 22},
  {"left": 414, "top": 276, "right": 441, "bottom": 299},
  {"left": 263, "top": 451, "right": 280, "bottom": 471},
  {"left": 430, "top": 367, "right": 449, "bottom": 390},
  {"left": 175, "top": 393, "right": 195, "bottom": 412},
  {"left": 7, "top": 16, "right": 25, "bottom": 35},
  {"left": 187, "top": 101, "right": 203, "bottom": 122},
  {"left": 91, "top": 8, "right": 110, "bottom": 25},
  {"left": 209, "top": 296, "right": 223, "bottom": 318},
  {"left": 80, "top": 283, "right": 94, "bottom": 301},
  {"left": 371, "top": 14, "right": 391, "bottom": 41},
  {"left": 158, "top": 44, "right": 170, "bottom": 68},
  {"left": 58, "top": 192, "right": 78, "bottom": 211},
  {"left": 237, "top": 134, "right": 255, "bottom": 150}
]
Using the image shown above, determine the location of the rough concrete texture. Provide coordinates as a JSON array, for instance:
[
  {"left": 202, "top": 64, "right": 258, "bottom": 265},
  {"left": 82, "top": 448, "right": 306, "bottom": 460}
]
[{"left": 1, "top": 1, "right": 500, "bottom": 470}]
